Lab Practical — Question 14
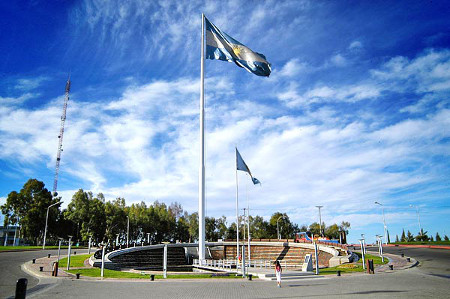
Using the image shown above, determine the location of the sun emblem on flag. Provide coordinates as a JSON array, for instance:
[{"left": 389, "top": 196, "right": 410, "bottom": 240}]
[{"left": 232, "top": 45, "right": 243, "bottom": 57}]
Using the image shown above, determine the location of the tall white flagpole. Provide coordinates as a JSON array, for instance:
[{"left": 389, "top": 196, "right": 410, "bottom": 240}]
[
  {"left": 236, "top": 159, "right": 239, "bottom": 263},
  {"left": 198, "top": 13, "right": 206, "bottom": 262},
  {"left": 248, "top": 205, "right": 251, "bottom": 266}
]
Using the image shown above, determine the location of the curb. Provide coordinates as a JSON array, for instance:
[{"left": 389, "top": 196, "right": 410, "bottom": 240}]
[{"left": 386, "top": 244, "right": 450, "bottom": 250}]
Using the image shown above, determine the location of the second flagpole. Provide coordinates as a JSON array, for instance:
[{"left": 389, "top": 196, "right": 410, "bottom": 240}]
[
  {"left": 198, "top": 13, "right": 206, "bottom": 263},
  {"left": 235, "top": 154, "right": 239, "bottom": 269}
]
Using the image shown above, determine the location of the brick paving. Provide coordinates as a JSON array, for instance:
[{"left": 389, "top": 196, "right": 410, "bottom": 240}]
[
  {"left": 24, "top": 253, "right": 75, "bottom": 278},
  {"left": 375, "top": 252, "right": 417, "bottom": 273}
]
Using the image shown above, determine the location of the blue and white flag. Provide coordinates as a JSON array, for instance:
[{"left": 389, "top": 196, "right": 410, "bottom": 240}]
[
  {"left": 236, "top": 148, "right": 261, "bottom": 185},
  {"left": 205, "top": 17, "right": 271, "bottom": 77},
  {"left": 252, "top": 177, "right": 261, "bottom": 185}
]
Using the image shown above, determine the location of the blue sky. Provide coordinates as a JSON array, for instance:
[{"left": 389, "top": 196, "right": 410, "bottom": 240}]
[{"left": 1, "top": 0, "right": 449, "bottom": 244}]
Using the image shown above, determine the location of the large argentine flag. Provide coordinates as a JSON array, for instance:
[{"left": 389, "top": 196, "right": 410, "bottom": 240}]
[{"left": 205, "top": 17, "right": 271, "bottom": 77}]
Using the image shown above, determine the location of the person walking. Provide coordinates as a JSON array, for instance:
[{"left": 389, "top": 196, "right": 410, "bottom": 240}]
[{"left": 275, "top": 260, "right": 282, "bottom": 288}]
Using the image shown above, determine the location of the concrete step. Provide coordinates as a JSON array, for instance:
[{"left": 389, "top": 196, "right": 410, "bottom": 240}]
[{"left": 256, "top": 271, "right": 318, "bottom": 281}]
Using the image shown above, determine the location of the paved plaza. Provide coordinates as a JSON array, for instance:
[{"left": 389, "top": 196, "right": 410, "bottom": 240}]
[{"left": 1, "top": 247, "right": 450, "bottom": 298}]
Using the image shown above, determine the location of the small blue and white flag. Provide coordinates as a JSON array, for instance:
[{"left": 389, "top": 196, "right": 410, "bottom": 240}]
[
  {"left": 205, "top": 17, "right": 271, "bottom": 77},
  {"left": 236, "top": 148, "right": 261, "bottom": 185},
  {"left": 252, "top": 177, "right": 261, "bottom": 185}
]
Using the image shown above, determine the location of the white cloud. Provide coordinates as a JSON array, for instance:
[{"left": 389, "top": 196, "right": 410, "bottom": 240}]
[
  {"left": 330, "top": 54, "right": 347, "bottom": 66},
  {"left": 0, "top": 93, "right": 35, "bottom": 105},
  {"left": 349, "top": 41, "right": 363, "bottom": 51},
  {"left": 277, "top": 59, "right": 307, "bottom": 77},
  {"left": 371, "top": 49, "right": 450, "bottom": 93},
  {"left": 278, "top": 83, "right": 380, "bottom": 107},
  {"left": 15, "top": 77, "right": 48, "bottom": 91}
]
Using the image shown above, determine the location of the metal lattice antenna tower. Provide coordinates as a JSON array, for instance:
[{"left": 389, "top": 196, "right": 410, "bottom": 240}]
[{"left": 53, "top": 76, "right": 71, "bottom": 196}]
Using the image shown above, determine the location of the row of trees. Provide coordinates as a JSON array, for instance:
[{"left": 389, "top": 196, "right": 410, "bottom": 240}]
[
  {"left": 2, "top": 179, "right": 351, "bottom": 245},
  {"left": 396, "top": 229, "right": 449, "bottom": 243}
]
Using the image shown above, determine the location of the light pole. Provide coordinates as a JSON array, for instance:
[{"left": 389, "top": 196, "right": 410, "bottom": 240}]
[
  {"left": 315, "top": 206, "right": 323, "bottom": 237},
  {"left": 126, "top": 216, "right": 130, "bottom": 248},
  {"left": 276, "top": 216, "right": 285, "bottom": 240},
  {"left": 374, "top": 202, "right": 388, "bottom": 244},
  {"left": 410, "top": 205, "right": 422, "bottom": 235},
  {"left": 67, "top": 235, "right": 73, "bottom": 271},
  {"left": 43, "top": 201, "right": 63, "bottom": 249}
]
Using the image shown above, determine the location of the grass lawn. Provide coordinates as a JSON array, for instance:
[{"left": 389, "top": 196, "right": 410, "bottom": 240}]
[
  {"left": 67, "top": 268, "right": 244, "bottom": 279},
  {"left": 58, "top": 254, "right": 92, "bottom": 268},
  {"left": 319, "top": 253, "right": 388, "bottom": 275}
]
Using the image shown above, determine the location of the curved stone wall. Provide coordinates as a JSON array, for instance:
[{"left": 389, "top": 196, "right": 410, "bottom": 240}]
[{"left": 101, "top": 241, "right": 344, "bottom": 270}]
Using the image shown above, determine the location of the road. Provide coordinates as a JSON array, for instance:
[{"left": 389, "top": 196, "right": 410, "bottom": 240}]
[
  {"left": 0, "top": 248, "right": 88, "bottom": 298},
  {"left": 365, "top": 245, "right": 450, "bottom": 278},
  {"left": 1, "top": 246, "right": 449, "bottom": 298}
]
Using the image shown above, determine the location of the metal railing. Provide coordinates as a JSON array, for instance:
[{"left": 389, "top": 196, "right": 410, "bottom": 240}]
[{"left": 193, "top": 259, "right": 302, "bottom": 271}]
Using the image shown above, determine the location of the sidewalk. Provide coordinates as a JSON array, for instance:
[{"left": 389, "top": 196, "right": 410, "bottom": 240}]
[
  {"left": 23, "top": 254, "right": 74, "bottom": 279},
  {"left": 375, "top": 252, "right": 418, "bottom": 273}
]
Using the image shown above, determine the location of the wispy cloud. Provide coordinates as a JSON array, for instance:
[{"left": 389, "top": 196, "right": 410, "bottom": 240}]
[
  {"left": 0, "top": 93, "right": 35, "bottom": 106},
  {"left": 14, "top": 76, "right": 48, "bottom": 91}
]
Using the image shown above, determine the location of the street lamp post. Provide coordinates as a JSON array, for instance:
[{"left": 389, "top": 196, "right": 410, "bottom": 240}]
[
  {"left": 43, "top": 201, "right": 63, "bottom": 249},
  {"left": 374, "top": 202, "right": 388, "bottom": 245},
  {"left": 410, "top": 205, "right": 422, "bottom": 235},
  {"left": 315, "top": 206, "right": 323, "bottom": 237},
  {"left": 276, "top": 216, "right": 285, "bottom": 240}
]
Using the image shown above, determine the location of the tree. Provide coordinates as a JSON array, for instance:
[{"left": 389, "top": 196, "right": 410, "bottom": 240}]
[
  {"left": 298, "top": 225, "right": 308, "bottom": 232},
  {"left": 401, "top": 229, "right": 406, "bottom": 242},
  {"left": 309, "top": 222, "right": 322, "bottom": 237},
  {"left": 435, "top": 232, "right": 441, "bottom": 241},
  {"left": 270, "top": 212, "right": 295, "bottom": 239},
  {"left": 104, "top": 198, "right": 127, "bottom": 243},
  {"left": 325, "top": 224, "right": 340, "bottom": 239},
  {"left": 1, "top": 179, "right": 58, "bottom": 245},
  {"left": 205, "top": 216, "right": 219, "bottom": 241},
  {"left": 187, "top": 212, "right": 198, "bottom": 242},
  {"left": 415, "top": 229, "right": 429, "bottom": 242},
  {"left": 64, "top": 190, "right": 106, "bottom": 243},
  {"left": 339, "top": 221, "right": 351, "bottom": 235},
  {"left": 249, "top": 216, "right": 270, "bottom": 239},
  {"left": 406, "top": 230, "right": 415, "bottom": 242},
  {"left": 225, "top": 222, "right": 237, "bottom": 240},
  {"left": 444, "top": 235, "right": 449, "bottom": 241},
  {"left": 216, "top": 216, "right": 228, "bottom": 240},
  {"left": 174, "top": 212, "right": 190, "bottom": 242},
  {"left": 395, "top": 235, "right": 399, "bottom": 242}
]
